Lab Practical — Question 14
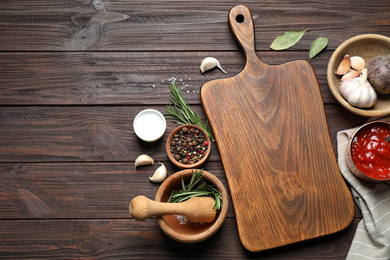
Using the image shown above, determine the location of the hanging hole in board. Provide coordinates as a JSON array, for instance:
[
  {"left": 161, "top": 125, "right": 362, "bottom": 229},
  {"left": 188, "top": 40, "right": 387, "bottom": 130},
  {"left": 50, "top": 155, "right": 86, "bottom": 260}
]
[{"left": 236, "top": 14, "right": 244, "bottom": 23}]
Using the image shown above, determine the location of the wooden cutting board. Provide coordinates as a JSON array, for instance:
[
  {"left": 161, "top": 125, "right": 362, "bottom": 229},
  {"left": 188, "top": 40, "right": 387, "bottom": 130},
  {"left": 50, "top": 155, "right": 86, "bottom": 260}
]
[{"left": 201, "top": 5, "right": 354, "bottom": 252}]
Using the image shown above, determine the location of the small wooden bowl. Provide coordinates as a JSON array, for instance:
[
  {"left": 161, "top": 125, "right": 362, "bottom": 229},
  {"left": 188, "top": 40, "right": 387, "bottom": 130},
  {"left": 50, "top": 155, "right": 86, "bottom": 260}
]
[
  {"left": 155, "top": 169, "right": 228, "bottom": 243},
  {"left": 166, "top": 124, "right": 211, "bottom": 169},
  {"left": 327, "top": 34, "right": 390, "bottom": 117},
  {"left": 345, "top": 120, "right": 390, "bottom": 182}
]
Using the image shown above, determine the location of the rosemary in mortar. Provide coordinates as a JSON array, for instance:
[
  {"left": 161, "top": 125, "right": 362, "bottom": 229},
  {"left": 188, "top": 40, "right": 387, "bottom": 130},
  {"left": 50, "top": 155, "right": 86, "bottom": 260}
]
[
  {"left": 168, "top": 169, "right": 222, "bottom": 210},
  {"left": 165, "top": 83, "right": 215, "bottom": 142}
]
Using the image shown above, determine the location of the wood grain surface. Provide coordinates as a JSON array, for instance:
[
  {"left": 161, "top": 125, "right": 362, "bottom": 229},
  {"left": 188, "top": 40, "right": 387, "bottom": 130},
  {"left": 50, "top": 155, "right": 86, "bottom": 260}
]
[
  {"left": 0, "top": 218, "right": 359, "bottom": 259},
  {"left": 0, "top": 52, "right": 337, "bottom": 105},
  {"left": 0, "top": 0, "right": 388, "bottom": 258},
  {"left": 201, "top": 5, "right": 354, "bottom": 252},
  {"left": 1, "top": 1, "right": 389, "bottom": 51}
]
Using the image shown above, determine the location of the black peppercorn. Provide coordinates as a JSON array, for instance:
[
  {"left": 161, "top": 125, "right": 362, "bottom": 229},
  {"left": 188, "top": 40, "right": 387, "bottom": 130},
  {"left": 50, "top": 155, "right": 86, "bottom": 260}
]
[{"left": 170, "top": 126, "right": 209, "bottom": 165}]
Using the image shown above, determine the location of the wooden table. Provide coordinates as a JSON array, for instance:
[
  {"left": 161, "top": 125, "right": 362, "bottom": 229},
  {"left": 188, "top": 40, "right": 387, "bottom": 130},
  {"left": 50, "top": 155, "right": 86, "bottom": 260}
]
[{"left": 0, "top": 1, "right": 389, "bottom": 258}]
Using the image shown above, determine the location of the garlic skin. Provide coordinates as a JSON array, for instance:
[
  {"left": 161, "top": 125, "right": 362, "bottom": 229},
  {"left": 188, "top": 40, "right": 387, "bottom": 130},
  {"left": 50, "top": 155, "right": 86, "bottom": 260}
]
[
  {"left": 339, "top": 68, "right": 377, "bottom": 108},
  {"left": 149, "top": 163, "right": 167, "bottom": 183},
  {"left": 335, "top": 55, "right": 351, "bottom": 75},
  {"left": 134, "top": 154, "right": 154, "bottom": 171},
  {"left": 200, "top": 57, "right": 227, "bottom": 74},
  {"left": 341, "top": 69, "right": 360, "bottom": 82},
  {"left": 350, "top": 56, "right": 365, "bottom": 72}
]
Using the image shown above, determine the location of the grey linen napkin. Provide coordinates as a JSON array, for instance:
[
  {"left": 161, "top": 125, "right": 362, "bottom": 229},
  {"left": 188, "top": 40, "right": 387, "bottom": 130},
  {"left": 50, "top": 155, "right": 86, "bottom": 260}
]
[{"left": 337, "top": 118, "right": 390, "bottom": 260}]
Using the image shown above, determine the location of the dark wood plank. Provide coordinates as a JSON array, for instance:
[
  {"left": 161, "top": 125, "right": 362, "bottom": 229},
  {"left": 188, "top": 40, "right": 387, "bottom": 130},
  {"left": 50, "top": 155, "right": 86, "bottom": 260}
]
[
  {"left": 0, "top": 217, "right": 358, "bottom": 259},
  {"left": 0, "top": 105, "right": 219, "bottom": 162},
  {"left": 0, "top": 51, "right": 335, "bottom": 105},
  {"left": 0, "top": 104, "right": 366, "bottom": 162},
  {"left": 0, "top": 1, "right": 389, "bottom": 51},
  {"left": 0, "top": 162, "right": 231, "bottom": 219}
]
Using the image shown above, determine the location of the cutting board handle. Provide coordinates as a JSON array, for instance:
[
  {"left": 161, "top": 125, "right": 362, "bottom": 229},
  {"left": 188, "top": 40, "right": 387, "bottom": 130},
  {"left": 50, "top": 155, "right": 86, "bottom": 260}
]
[{"left": 228, "top": 5, "right": 267, "bottom": 69}]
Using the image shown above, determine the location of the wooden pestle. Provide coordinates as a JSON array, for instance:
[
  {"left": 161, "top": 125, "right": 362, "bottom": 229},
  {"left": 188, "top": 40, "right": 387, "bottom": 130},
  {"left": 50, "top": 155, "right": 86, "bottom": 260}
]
[{"left": 129, "top": 195, "right": 217, "bottom": 223}]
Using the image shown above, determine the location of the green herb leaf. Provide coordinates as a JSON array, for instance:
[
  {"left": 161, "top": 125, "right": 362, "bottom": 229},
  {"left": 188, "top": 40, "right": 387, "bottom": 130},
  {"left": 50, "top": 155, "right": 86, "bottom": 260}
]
[
  {"left": 270, "top": 29, "right": 309, "bottom": 50},
  {"left": 309, "top": 37, "right": 328, "bottom": 59},
  {"left": 168, "top": 169, "right": 222, "bottom": 210},
  {"left": 165, "top": 83, "right": 215, "bottom": 142}
]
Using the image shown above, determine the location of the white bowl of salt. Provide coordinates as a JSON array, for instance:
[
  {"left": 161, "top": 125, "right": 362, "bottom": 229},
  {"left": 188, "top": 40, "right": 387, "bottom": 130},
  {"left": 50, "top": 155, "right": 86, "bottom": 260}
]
[{"left": 133, "top": 109, "right": 166, "bottom": 142}]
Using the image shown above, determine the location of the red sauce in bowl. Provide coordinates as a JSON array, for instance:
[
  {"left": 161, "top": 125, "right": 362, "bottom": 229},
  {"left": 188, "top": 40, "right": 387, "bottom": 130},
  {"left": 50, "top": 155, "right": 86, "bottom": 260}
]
[{"left": 351, "top": 122, "right": 390, "bottom": 180}]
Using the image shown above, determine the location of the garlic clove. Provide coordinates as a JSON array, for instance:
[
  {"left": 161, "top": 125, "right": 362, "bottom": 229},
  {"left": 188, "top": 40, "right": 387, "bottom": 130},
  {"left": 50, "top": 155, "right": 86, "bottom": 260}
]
[
  {"left": 341, "top": 69, "right": 360, "bottom": 82},
  {"left": 134, "top": 154, "right": 154, "bottom": 171},
  {"left": 350, "top": 56, "right": 366, "bottom": 72},
  {"left": 200, "top": 57, "right": 227, "bottom": 74},
  {"left": 335, "top": 55, "right": 351, "bottom": 75},
  {"left": 149, "top": 163, "right": 167, "bottom": 183}
]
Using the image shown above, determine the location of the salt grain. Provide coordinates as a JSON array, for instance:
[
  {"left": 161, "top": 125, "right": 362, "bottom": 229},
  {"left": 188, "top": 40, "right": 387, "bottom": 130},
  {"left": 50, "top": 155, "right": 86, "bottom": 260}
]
[
  {"left": 162, "top": 77, "right": 198, "bottom": 95},
  {"left": 173, "top": 215, "right": 190, "bottom": 225}
]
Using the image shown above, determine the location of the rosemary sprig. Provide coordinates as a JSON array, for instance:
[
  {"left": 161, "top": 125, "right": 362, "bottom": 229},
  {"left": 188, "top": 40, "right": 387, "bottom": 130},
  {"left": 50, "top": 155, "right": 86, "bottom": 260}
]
[
  {"left": 165, "top": 83, "right": 215, "bottom": 142},
  {"left": 168, "top": 169, "right": 222, "bottom": 210}
]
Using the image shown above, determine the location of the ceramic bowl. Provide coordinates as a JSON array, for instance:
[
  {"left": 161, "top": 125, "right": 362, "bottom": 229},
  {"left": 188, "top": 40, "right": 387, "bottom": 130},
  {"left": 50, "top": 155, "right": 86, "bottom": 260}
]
[
  {"left": 155, "top": 169, "right": 228, "bottom": 243},
  {"left": 327, "top": 34, "right": 390, "bottom": 117},
  {"left": 133, "top": 109, "right": 166, "bottom": 142},
  {"left": 345, "top": 120, "right": 390, "bottom": 182},
  {"left": 166, "top": 124, "right": 211, "bottom": 169}
]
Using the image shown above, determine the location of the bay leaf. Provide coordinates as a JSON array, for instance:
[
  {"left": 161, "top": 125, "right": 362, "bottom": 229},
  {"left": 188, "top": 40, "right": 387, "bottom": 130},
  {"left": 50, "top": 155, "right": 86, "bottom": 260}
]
[
  {"left": 270, "top": 29, "right": 309, "bottom": 50},
  {"left": 309, "top": 37, "right": 328, "bottom": 59}
]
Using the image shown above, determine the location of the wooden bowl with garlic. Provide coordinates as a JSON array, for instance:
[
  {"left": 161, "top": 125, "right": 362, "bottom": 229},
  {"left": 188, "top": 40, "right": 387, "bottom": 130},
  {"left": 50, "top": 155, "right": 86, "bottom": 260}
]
[{"left": 327, "top": 34, "right": 390, "bottom": 117}]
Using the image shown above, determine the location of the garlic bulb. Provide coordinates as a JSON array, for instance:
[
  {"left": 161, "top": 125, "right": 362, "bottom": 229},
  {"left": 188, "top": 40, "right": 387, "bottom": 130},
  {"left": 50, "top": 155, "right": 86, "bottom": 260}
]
[
  {"left": 134, "top": 154, "right": 154, "bottom": 170},
  {"left": 149, "top": 163, "right": 167, "bottom": 183},
  {"left": 339, "top": 68, "right": 377, "bottom": 108},
  {"left": 200, "top": 57, "right": 227, "bottom": 74}
]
